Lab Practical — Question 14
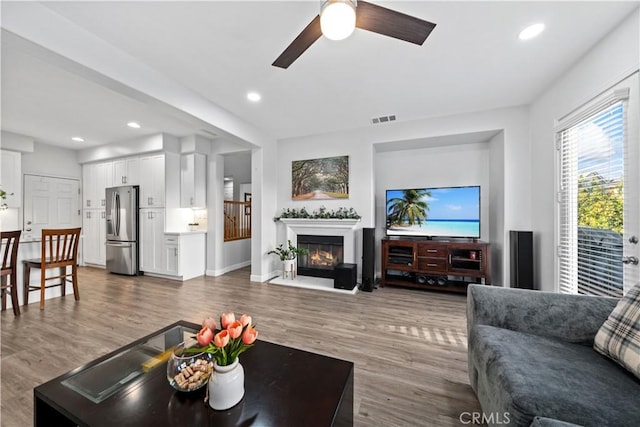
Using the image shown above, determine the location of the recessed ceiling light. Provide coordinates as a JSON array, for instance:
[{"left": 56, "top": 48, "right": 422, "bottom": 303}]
[
  {"left": 519, "top": 23, "right": 545, "bottom": 40},
  {"left": 247, "top": 92, "right": 261, "bottom": 102},
  {"left": 127, "top": 121, "right": 141, "bottom": 128},
  {"left": 72, "top": 137, "right": 84, "bottom": 142}
]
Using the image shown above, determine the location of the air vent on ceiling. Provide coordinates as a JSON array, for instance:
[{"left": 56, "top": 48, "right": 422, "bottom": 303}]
[{"left": 371, "top": 115, "right": 397, "bottom": 124}]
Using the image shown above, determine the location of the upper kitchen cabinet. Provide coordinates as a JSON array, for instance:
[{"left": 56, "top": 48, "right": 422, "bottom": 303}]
[
  {"left": 140, "top": 154, "right": 165, "bottom": 207},
  {"left": 113, "top": 157, "right": 140, "bottom": 186},
  {"left": 0, "top": 150, "right": 21, "bottom": 208},
  {"left": 180, "top": 153, "right": 206, "bottom": 208},
  {"left": 83, "top": 161, "right": 113, "bottom": 208}
]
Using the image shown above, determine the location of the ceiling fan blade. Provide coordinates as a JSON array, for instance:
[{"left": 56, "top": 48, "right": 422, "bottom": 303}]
[
  {"left": 355, "top": 1, "right": 436, "bottom": 45},
  {"left": 273, "top": 15, "right": 322, "bottom": 69}
]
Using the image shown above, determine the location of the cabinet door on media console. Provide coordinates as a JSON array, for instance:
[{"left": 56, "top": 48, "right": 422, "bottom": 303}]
[
  {"left": 383, "top": 240, "right": 416, "bottom": 270},
  {"left": 447, "top": 242, "right": 491, "bottom": 284}
]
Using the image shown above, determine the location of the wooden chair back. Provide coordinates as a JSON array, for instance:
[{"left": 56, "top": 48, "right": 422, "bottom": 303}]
[
  {"left": 1, "top": 230, "right": 21, "bottom": 273},
  {"left": 41, "top": 228, "right": 81, "bottom": 268},
  {"left": 1, "top": 230, "right": 22, "bottom": 315}
]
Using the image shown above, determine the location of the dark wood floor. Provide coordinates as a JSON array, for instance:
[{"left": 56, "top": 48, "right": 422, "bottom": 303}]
[{"left": 1, "top": 266, "right": 481, "bottom": 426}]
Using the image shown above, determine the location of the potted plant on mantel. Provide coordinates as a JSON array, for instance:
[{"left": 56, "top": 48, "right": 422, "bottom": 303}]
[{"left": 268, "top": 240, "right": 309, "bottom": 280}]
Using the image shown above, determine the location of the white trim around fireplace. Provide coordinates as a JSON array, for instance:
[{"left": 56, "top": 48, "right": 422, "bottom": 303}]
[
  {"left": 279, "top": 218, "right": 360, "bottom": 266},
  {"left": 269, "top": 218, "right": 361, "bottom": 293}
]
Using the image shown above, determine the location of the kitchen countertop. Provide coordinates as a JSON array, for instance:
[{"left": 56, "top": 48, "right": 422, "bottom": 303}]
[{"left": 164, "top": 231, "right": 207, "bottom": 235}]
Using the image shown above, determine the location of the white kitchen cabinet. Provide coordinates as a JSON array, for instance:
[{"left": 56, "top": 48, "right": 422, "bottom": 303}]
[
  {"left": 140, "top": 208, "right": 166, "bottom": 273},
  {"left": 163, "top": 232, "right": 206, "bottom": 280},
  {"left": 83, "top": 161, "right": 113, "bottom": 208},
  {"left": 83, "top": 210, "right": 106, "bottom": 266},
  {"left": 0, "top": 150, "right": 21, "bottom": 208},
  {"left": 140, "top": 155, "right": 165, "bottom": 207},
  {"left": 113, "top": 157, "right": 140, "bottom": 186},
  {"left": 164, "top": 234, "right": 179, "bottom": 275},
  {"left": 82, "top": 163, "right": 96, "bottom": 208},
  {"left": 180, "top": 153, "right": 206, "bottom": 208},
  {"left": 97, "top": 162, "right": 113, "bottom": 208}
]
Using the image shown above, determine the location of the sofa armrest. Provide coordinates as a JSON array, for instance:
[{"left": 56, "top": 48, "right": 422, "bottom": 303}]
[{"left": 467, "top": 284, "right": 619, "bottom": 345}]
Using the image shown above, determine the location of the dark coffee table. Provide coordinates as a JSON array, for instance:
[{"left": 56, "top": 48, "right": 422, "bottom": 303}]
[{"left": 34, "top": 321, "right": 354, "bottom": 426}]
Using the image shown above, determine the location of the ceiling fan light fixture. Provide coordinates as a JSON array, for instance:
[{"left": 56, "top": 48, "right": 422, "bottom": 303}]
[{"left": 320, "top": 0, "right": 357, "bottom": 41}]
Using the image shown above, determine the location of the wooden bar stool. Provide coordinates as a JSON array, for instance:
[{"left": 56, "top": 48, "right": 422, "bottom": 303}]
[
  {"left": 23, "top": 228, "right": 81, "bottom": 310},
  {"left": 1, "top": 230, "right": 22, "bottom": 316}
]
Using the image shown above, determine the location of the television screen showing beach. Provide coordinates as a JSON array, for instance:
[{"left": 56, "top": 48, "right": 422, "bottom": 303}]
[{"left": 386, "top": 186, "right": 480, "bottom": 238}]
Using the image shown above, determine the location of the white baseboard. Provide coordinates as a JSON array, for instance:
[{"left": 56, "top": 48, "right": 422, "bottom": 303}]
[{"left": 205, "top": 260, "right": 251, "bottom": 277}]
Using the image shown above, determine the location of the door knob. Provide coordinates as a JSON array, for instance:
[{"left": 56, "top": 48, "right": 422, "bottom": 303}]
[
  {"left": 25, "top": 228, "right": 32, "bottom": 232},
  {"left": 630, "top": 235, "right": 639, "bottom": 244},
  {"left": 622, "top": 256, "right": 639, "bottom": 265}
]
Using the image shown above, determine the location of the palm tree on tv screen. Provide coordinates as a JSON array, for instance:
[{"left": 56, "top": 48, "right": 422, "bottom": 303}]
[{"left": 387, "top": 189, "right": 431, "bottom": 227}]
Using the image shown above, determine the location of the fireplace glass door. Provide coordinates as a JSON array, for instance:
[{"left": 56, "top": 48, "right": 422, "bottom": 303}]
[{"left": 297, "top": 235, "right": 344, "bottom": 278}]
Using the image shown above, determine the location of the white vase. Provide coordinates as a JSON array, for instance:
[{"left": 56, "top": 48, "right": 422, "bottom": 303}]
[
  {"left": 208, "top": 358, "right": 245, "bottom": 410},
  {"left": 283, "top": 259, "right": 297, "bottom": 279}
]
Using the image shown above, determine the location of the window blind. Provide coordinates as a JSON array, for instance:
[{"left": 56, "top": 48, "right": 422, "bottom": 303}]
[{"left": 557, "top": 98, "right": 627, "bottom": 297}]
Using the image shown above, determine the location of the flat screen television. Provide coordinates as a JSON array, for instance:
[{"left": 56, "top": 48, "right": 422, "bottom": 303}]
[{"left": 385, "top": 186, "right": 480, "bottom": 239}]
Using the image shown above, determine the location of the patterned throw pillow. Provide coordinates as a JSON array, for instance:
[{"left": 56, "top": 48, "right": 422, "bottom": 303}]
[{"left": 594, "top": 283, "right": 640, "bottom": 379}]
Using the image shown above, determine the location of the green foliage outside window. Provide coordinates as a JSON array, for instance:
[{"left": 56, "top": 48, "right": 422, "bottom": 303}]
[{"left": 577, "top": 174, "right": 623, "bottom": 234}]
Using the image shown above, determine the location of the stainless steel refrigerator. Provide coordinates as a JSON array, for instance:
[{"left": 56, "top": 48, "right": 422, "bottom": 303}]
[{"left": 105, "top": 185, "right": 139, "bottom": 275}]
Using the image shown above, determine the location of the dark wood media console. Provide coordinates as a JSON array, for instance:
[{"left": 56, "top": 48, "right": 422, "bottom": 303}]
[{"left": 381, "top": 238, "right": 491, "bottom": 293}]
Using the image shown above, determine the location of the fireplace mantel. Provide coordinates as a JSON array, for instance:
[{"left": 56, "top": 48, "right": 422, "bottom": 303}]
[
  {"left": 280, "top": 218, "right": 361, "bottom": 267},
  {"left": 279, "top": 218, "right": 360, "bottom": 228}
]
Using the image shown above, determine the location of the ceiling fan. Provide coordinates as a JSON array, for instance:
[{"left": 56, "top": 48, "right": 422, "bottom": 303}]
[{"left": 272, "top": 0, "right": 436, "bottom": 69}]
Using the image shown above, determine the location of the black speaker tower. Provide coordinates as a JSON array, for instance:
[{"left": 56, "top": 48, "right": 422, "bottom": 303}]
[
  {"left": 362, "top": 228, "right": 375, "bottom": 292},
  {"left": 510, "top": 230, "right": 534, "bottom": 289}
]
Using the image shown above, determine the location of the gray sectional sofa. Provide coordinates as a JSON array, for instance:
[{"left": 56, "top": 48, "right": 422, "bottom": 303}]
[{"left": 466, "top": 284, "right": 640, "bottom": 427}]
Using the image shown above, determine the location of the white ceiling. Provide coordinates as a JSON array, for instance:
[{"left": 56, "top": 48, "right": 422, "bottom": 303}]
[{"left": 1, "top": 1, "right": 637, "bottom": 150}]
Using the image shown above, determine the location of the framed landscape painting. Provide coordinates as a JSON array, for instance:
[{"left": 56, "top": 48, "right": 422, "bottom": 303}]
[{"left": 291, "top": 155, "right": 349, "bottom": 200}]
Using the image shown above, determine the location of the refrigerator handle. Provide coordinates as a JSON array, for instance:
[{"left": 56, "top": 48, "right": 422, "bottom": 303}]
[{"left": 115, "top": 192, "right": 121, "bottom": 236}]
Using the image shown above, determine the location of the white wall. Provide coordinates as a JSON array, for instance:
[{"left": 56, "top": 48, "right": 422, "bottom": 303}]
[
  {"left": 374, "top": 142, "right": 491, "bottom": 239},
  {"left": 488, "top": 132, "right": 505, "bottom": 285},
  {"left": 276, "top": 135, "right": 376, "bottom": 228},
  {"left": 374, "top": 141, "right": 492, "bottom": 278},
  {"left": 22, "top": 141, "right": 81, "bottom": 179},
  {"left": 275, "top": 106, "right": 531, "bottom": 285},
  {"left": 223, "top": 239, "right": 251, "bottom": 272},
  {"left": 530, "top": 9, "right": 640, "bottom": 292}
]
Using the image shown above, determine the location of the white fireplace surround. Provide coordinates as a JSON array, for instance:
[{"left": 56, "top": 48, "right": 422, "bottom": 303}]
[{"left": 279, "top": 218, "right": 361, "bottom": 266}]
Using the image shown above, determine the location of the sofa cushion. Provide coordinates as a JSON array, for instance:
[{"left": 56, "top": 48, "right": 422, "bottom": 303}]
[
  {"left": 594, "top": 282, "right": 640, "bottom": 379},
  {"left": 469, "top": 325, "right": 640, "bottom": 427},
  {"left": 529, "top": 417, "right": 583, "bottom": 427}
]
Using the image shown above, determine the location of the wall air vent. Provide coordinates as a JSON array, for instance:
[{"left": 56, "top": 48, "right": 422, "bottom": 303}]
[{"left": 371, "top": 115, "right": 397, "bottom": 125}]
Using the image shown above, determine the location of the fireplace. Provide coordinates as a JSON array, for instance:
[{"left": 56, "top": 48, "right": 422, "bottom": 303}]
[{"left": 297, "top": 235, "right": 344, "bottom": 278}]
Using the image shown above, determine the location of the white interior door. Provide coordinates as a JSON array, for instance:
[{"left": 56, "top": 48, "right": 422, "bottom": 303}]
[{"left": 23, "top": 174, "right": 80, "bottom": 239}]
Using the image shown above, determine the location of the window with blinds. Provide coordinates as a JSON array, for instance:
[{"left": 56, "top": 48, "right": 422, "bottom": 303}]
[{"left": 557, "top": 97, "right": 627, "bottom": 297}]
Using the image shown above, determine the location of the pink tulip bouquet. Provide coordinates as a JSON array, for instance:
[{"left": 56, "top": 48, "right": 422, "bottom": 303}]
[{"left": 186, "top": 312, "right": 258, "bottom": 366}]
